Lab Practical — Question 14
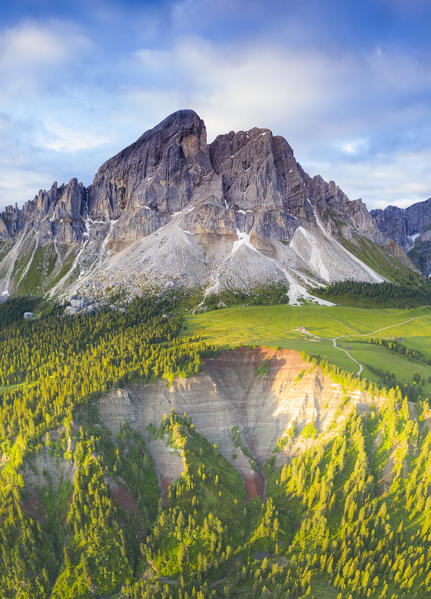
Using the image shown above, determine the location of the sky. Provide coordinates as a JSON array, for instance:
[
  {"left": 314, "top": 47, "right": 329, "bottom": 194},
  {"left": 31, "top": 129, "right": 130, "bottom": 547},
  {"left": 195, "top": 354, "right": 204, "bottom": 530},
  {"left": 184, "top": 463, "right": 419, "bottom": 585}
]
[{"left": 1, "top": 0, "right": 431, "bottom": 211}]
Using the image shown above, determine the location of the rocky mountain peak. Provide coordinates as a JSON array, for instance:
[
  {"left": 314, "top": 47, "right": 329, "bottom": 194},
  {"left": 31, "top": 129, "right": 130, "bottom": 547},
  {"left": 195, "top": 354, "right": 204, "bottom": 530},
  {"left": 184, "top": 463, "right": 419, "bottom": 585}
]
[
  {"left": 0, "top": 109, "right": 417, "bottom": 298},
  {"left": 371, "top": 198, "right": 431, "bottom": 274},
  {"left": 87, "top": 109, "right": 211, "bottom": 222}
]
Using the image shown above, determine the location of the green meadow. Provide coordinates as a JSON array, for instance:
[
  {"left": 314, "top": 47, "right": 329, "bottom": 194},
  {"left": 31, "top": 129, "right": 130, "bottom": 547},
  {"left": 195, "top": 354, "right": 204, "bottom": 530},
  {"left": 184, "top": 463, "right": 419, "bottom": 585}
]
[{"left": 185, "top": 304, "right": 431, "bottom": 394}]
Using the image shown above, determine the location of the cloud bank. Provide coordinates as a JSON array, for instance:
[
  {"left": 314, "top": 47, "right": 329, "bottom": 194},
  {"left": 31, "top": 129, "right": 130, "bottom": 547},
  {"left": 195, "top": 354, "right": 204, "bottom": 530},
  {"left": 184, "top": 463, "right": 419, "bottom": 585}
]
[{"left": 0, "top": 0, "right": 430, "bottom": 210}]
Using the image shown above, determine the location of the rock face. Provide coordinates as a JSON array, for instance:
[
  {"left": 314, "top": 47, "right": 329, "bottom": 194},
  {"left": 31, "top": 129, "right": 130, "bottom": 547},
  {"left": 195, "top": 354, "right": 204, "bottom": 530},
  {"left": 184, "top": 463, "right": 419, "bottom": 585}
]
[
  {"left": 0, "top": 178, "right": 86, "bottom": 245},
  {"left": 98, "top": 347, "right": 376, "bottom": 487},
  {"left": 0, "top": 109, "right": 414, "bottom": 299},
  {"left": 89, "top": 110, "right": 213, "bottom": 248},
  {"left": 371, "top": 199, "right": 431, "bottom": 275}
]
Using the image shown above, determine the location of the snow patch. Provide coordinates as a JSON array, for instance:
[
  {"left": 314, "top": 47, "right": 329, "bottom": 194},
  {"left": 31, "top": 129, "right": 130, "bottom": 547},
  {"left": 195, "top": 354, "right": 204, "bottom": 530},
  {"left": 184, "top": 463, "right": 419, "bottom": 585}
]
[
  {"left": 69, "top": 240, "right": 89, "bottom": 279},
  {"left": 277, "top": 265, "right": 334, "bottom": 306},
  {"left": 231, "top": 229, "right": 259, "bottom": 255},
  {"left": 172, "top": 206, "right": 195, "bottom": 218}
]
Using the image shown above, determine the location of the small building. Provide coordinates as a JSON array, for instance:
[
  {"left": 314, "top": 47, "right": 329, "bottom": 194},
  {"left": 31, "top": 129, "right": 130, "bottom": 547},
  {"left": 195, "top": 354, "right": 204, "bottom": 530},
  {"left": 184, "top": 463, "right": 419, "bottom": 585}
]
[
  {"left": 23, "top": 312, "right": 34, "bottom": 319},
  {"left": 295, "top": 327, "right": 310, "bottom": 334}
]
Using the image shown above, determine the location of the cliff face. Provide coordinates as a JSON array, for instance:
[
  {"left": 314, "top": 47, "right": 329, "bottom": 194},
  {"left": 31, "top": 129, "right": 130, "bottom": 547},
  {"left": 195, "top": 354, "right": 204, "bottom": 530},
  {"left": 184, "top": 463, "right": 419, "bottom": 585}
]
[
  {"left": 371, "top": 199, "right": 431, "bottom": 275},
  {"left": 0, "top": 110, "right": 413, "bottom": 299},
  {"left": 98, "top": 347, "right": 375, "bottom": 489},
  {"left": 88, "top": 110, "right": 212, "bottom": 247},
  {"left": 0, "top": 178, "right": 86, "bottom": 244},
  {"left": 86, "top": 111, "right": 385, "bottom": 249}
]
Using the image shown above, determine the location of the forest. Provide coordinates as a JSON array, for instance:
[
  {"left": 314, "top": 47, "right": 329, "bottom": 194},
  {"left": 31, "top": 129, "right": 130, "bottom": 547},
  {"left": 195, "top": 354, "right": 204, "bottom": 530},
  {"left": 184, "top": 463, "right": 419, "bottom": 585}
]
[
  {"left": 311, "top": 280, "right": 431, "bottom": 308},
  {"left": 0, "top": 294, "right": 430, "bottom": 598}
]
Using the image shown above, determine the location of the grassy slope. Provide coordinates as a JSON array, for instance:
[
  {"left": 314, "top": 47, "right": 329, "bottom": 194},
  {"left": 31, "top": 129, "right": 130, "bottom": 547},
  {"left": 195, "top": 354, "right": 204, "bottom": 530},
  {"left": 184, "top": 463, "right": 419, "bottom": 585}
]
[
  {"left": 340, "top": 234, "right": 418, "bottom": 283},
  {"left": 185, "top": 304, "right": 431, "bottom": 393}
]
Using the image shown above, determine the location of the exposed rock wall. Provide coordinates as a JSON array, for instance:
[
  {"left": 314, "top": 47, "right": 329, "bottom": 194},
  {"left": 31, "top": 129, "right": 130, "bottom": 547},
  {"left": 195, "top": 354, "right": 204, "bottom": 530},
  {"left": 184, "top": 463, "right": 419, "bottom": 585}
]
[
  {"left": 372, "top": 198, "right": 431, "bottom": 275},
  {"left": 98, "top": 348, "right": 375, "bottom": 486},
  {"left": 0, "top": 178, "right": 86, "bottom": 244},
  {"left": 22, "top": 447, "right": 76, "bottom": 489}
]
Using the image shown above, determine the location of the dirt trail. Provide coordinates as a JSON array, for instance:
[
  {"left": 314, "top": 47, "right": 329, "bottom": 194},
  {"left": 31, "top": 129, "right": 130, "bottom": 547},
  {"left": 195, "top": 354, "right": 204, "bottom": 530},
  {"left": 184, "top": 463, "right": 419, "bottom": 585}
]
[
  {"left": 331, "top": 337, "right": 363, "bottom": 376},
  {"left": 303, "top": 310, "right": 431, "bottom": 378}
]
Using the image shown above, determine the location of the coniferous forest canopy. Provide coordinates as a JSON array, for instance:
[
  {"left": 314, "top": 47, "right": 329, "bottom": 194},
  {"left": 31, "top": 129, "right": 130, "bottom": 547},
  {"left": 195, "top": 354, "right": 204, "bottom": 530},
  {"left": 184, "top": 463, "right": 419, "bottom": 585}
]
[{"left": 0, "top": 292, "right": 431, "bottom": 599}]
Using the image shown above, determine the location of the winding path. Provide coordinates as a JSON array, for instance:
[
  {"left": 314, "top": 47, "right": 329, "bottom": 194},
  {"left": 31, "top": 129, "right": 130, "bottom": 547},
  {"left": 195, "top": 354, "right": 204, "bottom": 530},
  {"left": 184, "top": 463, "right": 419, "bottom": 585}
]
[
  {"left": 331, "top": 337, "right": 363, "bottom": 376},
  {"left": 302, "top": 310, "right": 431, "bottom": 377}
]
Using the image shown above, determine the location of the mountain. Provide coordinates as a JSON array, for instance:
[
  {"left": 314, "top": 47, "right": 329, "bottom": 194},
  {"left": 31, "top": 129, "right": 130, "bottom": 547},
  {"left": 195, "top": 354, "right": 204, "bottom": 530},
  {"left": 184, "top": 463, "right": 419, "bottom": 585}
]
[
  {"left": 0, "top": 110, "right": 415, "bottom": 302},
  {"left": 371, "top": 198, "right": 431, "bottom": 275}
]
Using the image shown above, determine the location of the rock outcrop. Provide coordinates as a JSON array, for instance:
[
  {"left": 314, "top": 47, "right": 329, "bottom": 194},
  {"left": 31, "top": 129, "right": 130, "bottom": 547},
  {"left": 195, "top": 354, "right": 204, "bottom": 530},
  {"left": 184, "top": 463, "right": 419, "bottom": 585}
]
[
  {"left": 0, "top": 179, "right": 86, "bottom": 244},
  {"left": 371, "top": 198, "right": 431, "bottom": 275},
  {"left": 0, "top": 110, "right": 415, "bottom": 299}
]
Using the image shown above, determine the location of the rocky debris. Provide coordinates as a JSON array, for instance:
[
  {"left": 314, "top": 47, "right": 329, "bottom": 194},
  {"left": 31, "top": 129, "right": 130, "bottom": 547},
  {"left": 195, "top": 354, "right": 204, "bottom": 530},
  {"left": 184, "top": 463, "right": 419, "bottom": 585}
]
[
  {"left": 0, "top": 110, "right": 415, "bottom": 299},
  {"left": 70, "top": 297, "right": 86, "bottom": 310},
  {"left": 371, "top": 198, "right": 431, "bottom": 274},
  {"left": 63, "top": 296, "right": 126, "bottom": 316}
]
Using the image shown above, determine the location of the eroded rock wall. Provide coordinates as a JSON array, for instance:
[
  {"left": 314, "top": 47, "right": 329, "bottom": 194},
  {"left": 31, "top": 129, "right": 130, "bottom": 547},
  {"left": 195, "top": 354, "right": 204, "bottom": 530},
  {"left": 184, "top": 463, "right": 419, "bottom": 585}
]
[{"left": 98, "top": 348, "right": 374, "bottom": 486}]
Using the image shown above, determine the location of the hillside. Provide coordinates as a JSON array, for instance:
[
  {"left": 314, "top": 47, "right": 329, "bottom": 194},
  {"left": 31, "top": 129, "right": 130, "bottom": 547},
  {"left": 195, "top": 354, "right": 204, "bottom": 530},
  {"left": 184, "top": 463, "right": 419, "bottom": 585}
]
[{"left": 1, "top": 295, "right": 431, "bottom": 598}]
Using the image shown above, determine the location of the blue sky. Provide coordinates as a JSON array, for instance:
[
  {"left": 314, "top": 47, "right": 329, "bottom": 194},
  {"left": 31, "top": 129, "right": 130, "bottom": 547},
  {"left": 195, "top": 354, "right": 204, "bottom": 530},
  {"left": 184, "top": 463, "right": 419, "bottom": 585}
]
[{"left": 1, "top": 0, "right": 431, "bottom": 210}]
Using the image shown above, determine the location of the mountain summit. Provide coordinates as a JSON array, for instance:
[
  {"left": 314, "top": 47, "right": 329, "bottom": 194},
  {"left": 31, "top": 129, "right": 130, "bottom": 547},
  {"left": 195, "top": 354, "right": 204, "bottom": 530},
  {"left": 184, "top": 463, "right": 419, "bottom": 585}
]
[{"left": 0, "top": 110, "right": 415, "bottom": 301}]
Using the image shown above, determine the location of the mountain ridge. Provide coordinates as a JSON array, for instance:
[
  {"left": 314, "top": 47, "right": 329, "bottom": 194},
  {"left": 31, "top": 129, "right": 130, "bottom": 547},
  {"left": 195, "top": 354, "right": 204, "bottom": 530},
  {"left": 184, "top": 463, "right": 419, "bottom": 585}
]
[
  {"left": 372, "top": 198, "right": 431, "bottom": 275},
  {"left": 0, "top": 109, "right": 417, "bottom": 301}
]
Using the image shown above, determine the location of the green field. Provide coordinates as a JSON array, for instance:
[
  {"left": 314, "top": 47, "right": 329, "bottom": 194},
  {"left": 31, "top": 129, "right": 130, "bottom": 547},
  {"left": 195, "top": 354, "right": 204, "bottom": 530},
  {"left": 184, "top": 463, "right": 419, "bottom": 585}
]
[{"left": 185, "top": 304, "right": 431, "bottom": 394}]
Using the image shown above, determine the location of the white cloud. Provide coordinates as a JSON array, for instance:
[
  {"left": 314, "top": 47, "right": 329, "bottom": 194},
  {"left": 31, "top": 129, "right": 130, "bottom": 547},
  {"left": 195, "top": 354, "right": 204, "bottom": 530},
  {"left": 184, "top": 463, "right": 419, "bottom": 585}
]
[
  {"left": 0, "top": 15, "right": 430, "bottom": 212},
  {"left": 0, "top": 20, "right": 90, "bottom": 64},
  {"left": 128, "top": 36, "right": 431, "bottom": 208},
  {"left": 0, "top": 20, "right": 91, "bottom": 98},
  {"left": 40, "top": 122, "right": 110, "bottom": 152},
  {"left": 340, "top": 139, "right": 369, "bottom": 155},
  {"left": 307, "top": 148, "right": 431, "bottom": 209},
  {"left": 133, "top": 37, "right": 346, "bottom": 139},
  {"left": 0, "top": 167, "right": 53, "bottom": 208},
  {"left": 130, "top": 36, "right": 431, "bottom": 147}
]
